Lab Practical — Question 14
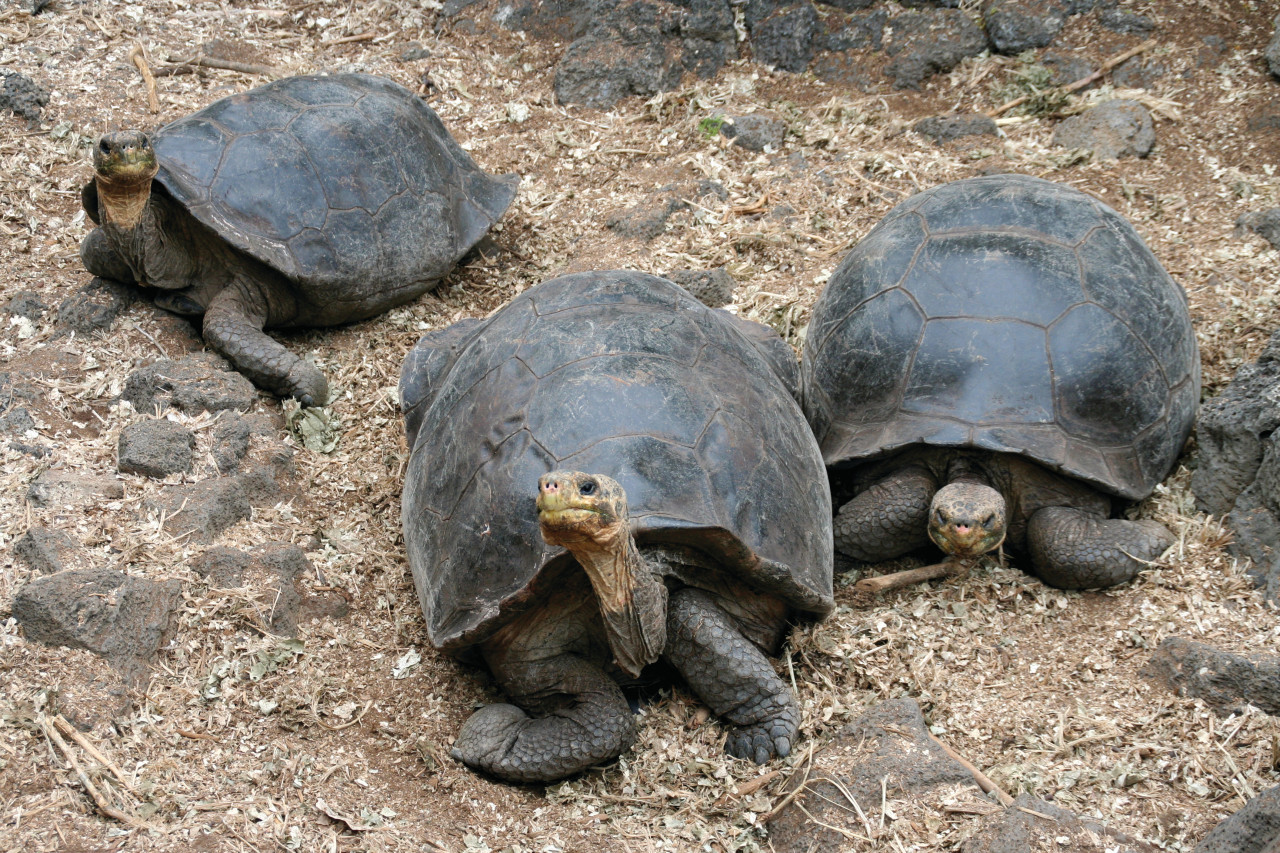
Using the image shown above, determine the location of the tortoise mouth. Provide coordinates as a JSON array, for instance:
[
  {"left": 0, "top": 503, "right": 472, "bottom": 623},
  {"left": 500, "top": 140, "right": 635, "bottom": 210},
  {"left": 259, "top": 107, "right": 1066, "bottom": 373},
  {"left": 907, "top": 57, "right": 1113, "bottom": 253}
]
[{"left": 538, "top": 507, "right": 602, "bottom": 528}]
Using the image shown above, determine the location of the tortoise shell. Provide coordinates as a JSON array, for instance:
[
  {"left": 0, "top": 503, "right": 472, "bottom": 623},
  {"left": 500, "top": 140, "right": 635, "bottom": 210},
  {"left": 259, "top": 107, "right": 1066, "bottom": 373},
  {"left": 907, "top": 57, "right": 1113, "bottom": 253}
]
[
  {"left": 126, "top": 73, "right": 516, "bottom": 312},
  {"left": 400, "top": 271, "right": 834, "bottom": 651},
  {"left": 801, "top": 174, "right": 1200, "bottom": 501}
]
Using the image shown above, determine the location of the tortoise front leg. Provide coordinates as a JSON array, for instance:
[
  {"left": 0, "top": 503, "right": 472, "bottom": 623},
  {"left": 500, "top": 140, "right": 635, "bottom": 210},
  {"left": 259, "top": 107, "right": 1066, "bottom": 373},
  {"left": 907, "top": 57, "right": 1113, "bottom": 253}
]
[
  {"left": 1026, "top": 506, "right": 1174, "bottom": 589},
  {"left": 203, "top": 281, "right": 328, "bottom": 406},
  {"left": 664, "top": 588, "right": 797, "bottom": 765},
  {"left": 450, "top": 653, "right": 635, "bottom": 783},
  {"left": 834, "top": 465, "right": 938, "bottom": 562},
  {"left": 79, "top": 228, "right": 136, "bottom": 284}
]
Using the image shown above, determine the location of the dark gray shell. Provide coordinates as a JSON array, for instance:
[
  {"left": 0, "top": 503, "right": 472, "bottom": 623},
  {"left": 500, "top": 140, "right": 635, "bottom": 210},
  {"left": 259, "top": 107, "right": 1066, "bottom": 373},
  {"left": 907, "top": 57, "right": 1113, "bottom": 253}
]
[
  {"left": 802, "top": 174, "right": 1200, "bottom": 501},
  {"left": 400, "top": 271, "right": 834, "bottom": 651},
  {"left": 139, "top": 74, "right": 515, "bottom": 302}
]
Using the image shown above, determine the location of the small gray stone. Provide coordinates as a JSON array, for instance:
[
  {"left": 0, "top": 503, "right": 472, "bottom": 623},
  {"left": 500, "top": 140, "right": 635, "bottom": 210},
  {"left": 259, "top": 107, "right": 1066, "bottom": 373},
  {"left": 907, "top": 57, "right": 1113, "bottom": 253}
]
[
  {"left": 13, "top": 527, "right": 88, "bottom": 575},
  {"left": 1194, "top": 784, "right": 1280, "bottom": 852},
  {"left": 56, "top": 278, "right": 138, "bottom": 335},
  {"left": 1142, "top": 637, "right": 1280, "bottom": 716},
  {"left": 965, "top": 794, "right": 1151, "bottom": 852},
  {"left": 192, "top": 546, "right": 251, "bottom": 587},
  {"left": 254, "top": 542, "right": 349, "bottom": 635},
  {"left": 399, "top": 42, "right": 431, "bottom": 61},
  {"left": 1237, "top": 208, "right": 1280, "bottom": 251},
  {"left": 4, "top": 291, "right": 47, "bottom": 321},
  {"left": 1112, "top": 57, "right": 1166, "bottom": 90},
  {"left": 118, "top": 419, "right": 196, "bottom": 478},
  {"left": 12, "top": 568, "right": 183, "bottom": 683},
  {"left": 665, "top": 268, "right": 736, "bottom": 308},
  {"left": 145, "top": 478, "right": 251, "bottom": 543},
  {"left": 607, "top": 185, "right": 689, "bottom": 240},
  {"left": 27, "top": 471, "right": 124, "bottom": 508},
  {"left": 122, "top": 353, "right": 258, "bottom": 415},
  {"left": 914, "top": 113, "right": 999, "bottom": 144},
  {"left": 1, "top": 71, "right": 49, "bottom": 124},
  {"left": 1099, "top": 7, "right": 1155, "bottom": 36},
  {"left": 1051, "top": 99, "right": 1155, "bottom": 159},
  {"left": 721, "top": 114, "right": 785, "bottom": 151},
  {"left": 0, "top": 406, "right": 35, "bottom": 436},
  {"left": 767, "top": 698, "right": 976, "bottom": 851},
  {"left": 984, "top": 0, "right": 1067, "bottom": 55},
  {"left": 1042, "top": 52, "right": 1096, "bottom": 87}
]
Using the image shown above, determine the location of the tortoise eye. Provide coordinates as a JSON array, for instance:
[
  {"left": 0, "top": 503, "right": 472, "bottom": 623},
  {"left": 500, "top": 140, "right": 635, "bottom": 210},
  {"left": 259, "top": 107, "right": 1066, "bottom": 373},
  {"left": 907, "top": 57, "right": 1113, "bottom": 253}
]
[
  {"left": 579, "top": 481, "right": 597, "bottom": 496},
  {"left": 98, "top": 139, "right": 111, "bottom": 154},
  {"left": 935, "top": 508, "right": 946, "bottom": 524},
  {"left": 983, "top": 514, "right": 995, "bottom": 527}
]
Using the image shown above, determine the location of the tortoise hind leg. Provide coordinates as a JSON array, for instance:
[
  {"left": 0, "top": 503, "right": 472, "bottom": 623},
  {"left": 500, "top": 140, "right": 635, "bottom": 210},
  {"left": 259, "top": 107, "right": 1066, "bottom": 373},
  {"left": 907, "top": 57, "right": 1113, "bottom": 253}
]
[
  {"left": 203, "top": 281, "right": 328, "bottom": 406},
  {"left": 664, "top": 588, "right": 797, "bottom": 765},
  {"left": 450, "top": 654, "right": 635, "bottom": 783},
  {"left": 834, "top": 465, "right": 937, "bottom": 562},
  {"left": 1026, "top": 506, "right": 1174, "bottom": 589}
]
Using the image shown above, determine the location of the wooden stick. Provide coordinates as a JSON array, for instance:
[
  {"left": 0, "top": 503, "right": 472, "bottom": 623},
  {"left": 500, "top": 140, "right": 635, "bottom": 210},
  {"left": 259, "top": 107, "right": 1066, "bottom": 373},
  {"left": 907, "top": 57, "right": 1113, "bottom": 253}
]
[
  {"left": 853, "top": 560, "right": 957, "bottom": 598},
  {"left": 928, "top": 732, "right": 1015, "bottom": 807},
  {"left": 40, "top": 717, "right": 156, "bottom": 831},
  {"left": 322, "top": 31, "right": 376, "bottom": 45},
  {"left": 53, "top": 715, "right": 140, "bottom": 799},
  {"left": 987, "top": 38, "right": 1158, "bottom": 118},
  {"left": 154, "top": 56, "right": 283, "bottom": 79},
  {"left": 127, "top": 44, "right": 161, "bottom": 114}
]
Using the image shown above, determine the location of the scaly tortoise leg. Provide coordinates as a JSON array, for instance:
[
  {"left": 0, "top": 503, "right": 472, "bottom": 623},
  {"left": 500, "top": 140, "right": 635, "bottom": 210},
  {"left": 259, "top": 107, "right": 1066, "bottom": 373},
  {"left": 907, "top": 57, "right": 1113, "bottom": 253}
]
[
  {"left": 450, "top": 653, "right": 635, "bottom": 783},
  {"left": 834, "top": 465, "right": 938, "bottom": 562},
  {"left": 203, "top": 281, "right": 328, "bottom": 406},
  {"left": 79, "top": 229, "right": 136, "bottom": 283},
  {"left": 1026, "top": 506, "right": 1173, "bottom": 590},
  {"left": 664, "top": 588, "right": 797, "bottom": 765}
]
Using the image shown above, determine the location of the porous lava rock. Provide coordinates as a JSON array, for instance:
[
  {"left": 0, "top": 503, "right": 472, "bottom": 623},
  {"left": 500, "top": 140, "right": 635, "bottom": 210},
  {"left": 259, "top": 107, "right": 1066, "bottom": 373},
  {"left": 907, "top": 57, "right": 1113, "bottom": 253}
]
[
  {"left": 767, "top": 698, "right": 976, "bottom": 851},
  {"left": 883, "top": 8, "right": 989, "bottom": 90},
  {"left": 1142, "top": 637, "right": 1280, "bottom": 716},
  {"left": 983, "top": 0, "right": 1067, "bottom": 55},
  {"left": 117, "top": 418, "right": 196, "bottom": 478},
  {"left": 13, "top": 527, "right": 90, "bottom": 575},
  {"left": 914, "top": 113, "right": 999, "bottom": 144},
  {"left": 122, "top": 353, "right": 258, "bottom": 415},
  {"left": 27, "top": 470, "right": 124, "bottom": 508},
  {"left": 665, "top": 268, "right": 736, "bottom": 308},
  {"left": 964, "top": 794, "right": 1153, "bottom": 852},
  {"left": 1051, "top": 99, "right": 1155, "bottom": 159},
  {"left": 1192, "top": 330, "right": 1280, "bottom": 601},
  {"left": 1193, "top": 784, "right": 1280, "bottom": 852},
  {"left": 12, "top": 568, "right": 183, "bottom": 683},
  {"left": 720, "top": 114, "right": 786, "bottom": 151},
  {"left": 1236, "top": 208, "right": 1280, "bottom": 251},
  {"left": 1, "top": 70, "right": 49, "bottom": 124}
]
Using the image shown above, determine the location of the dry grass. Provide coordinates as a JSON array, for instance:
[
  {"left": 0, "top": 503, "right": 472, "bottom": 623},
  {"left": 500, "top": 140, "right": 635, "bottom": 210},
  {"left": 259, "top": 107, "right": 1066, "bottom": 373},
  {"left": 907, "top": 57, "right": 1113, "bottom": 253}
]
[{"left": 2, "top": 0, "right": 1280, "bottom": 851}]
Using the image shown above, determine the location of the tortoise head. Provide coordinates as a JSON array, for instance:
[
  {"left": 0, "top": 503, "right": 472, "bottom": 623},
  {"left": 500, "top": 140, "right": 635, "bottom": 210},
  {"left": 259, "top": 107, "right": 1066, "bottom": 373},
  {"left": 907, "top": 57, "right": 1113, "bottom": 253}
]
[
  {"left": 91, "top": 131, "right": 158, "bottom": 228},
  {"left": 537, "top": 471, "right": 628, "bottom": 550},
  {"left": 93, "top": 131, "right": 158, "bottom": 185},
  {"left": 927, "top": 481, "right": 1007, "bottom": 560},
  {"left": 537, "top": 471, "right": 665, "bottom": 677}
]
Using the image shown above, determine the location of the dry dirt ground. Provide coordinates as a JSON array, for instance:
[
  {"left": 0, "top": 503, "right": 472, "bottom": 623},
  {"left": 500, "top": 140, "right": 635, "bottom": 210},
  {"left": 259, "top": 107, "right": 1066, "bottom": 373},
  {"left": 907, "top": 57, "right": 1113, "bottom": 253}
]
[{"left": 2, "top": 1, "right": 1280, "bottom": 851}]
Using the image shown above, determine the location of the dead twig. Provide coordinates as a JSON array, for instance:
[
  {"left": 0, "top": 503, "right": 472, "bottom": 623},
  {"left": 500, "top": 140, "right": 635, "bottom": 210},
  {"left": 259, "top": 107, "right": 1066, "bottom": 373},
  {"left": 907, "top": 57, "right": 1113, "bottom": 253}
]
[
  {"left": 322, "top": 30, "right": 376, "bottom": 45},
  {"left": 40, "top": 716, "right": 158, "bottom": 831},
  {"left": 988, "top": 38, "right": 1158, "bottom": 117},
  {"left": 155, "top": 56, "right": 283, "bottom": 79},
  {"left": 127, "top": 43, "right": 161, "bottom": 113},
  {"left": 927, "top": 732, "right": 1015, "bottom": 807},
  {"left": 852, "top": 559, "right": 963, "bottom": 600},
  {"left": 52, "top": 715, "right": 141, "bottom": 799}
]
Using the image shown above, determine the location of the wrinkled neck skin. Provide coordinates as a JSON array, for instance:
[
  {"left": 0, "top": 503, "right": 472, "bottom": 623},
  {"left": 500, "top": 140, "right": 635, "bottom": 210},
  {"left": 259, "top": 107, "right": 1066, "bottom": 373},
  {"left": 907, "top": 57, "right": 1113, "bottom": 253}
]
[
  {"left": 95, "top": 178, "right": 209, "bottom": 297},
  {"left": 560, "top": 521, "right": 668, "bottom": 679}
]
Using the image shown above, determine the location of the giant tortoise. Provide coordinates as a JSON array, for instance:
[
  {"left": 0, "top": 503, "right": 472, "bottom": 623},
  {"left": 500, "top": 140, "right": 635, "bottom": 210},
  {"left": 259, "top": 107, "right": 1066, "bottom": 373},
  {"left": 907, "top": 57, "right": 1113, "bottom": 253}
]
[
  {"left": 400, "top": 271, "right": 834, "bottom": 783},
  {"left": 80, "top": 73, "right": 517, "bottom": 405},
  {"left": 801, "top": 174, "right": 1200, "bottom": 589}
]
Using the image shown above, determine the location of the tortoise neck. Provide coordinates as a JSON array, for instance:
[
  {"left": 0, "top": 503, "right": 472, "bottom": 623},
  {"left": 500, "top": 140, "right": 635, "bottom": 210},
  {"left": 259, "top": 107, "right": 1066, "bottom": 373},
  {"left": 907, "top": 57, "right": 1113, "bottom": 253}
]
[
  {"left": 563, "top": 523, "right": 668, "bottom": 678},
  {"left": 95, "top": 172, "right": 155, "bottom": 229}
]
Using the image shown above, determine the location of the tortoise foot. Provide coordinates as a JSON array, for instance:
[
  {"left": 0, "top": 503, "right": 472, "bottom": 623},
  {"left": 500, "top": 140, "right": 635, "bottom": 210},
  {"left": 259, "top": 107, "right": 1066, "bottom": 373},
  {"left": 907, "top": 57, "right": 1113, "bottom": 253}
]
[
  {"left": 1028, "top": 507, "right": 1174, "bottom": 589},
  {"left": 726, "top": 711, "right": 796, "bottom": 765}
]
